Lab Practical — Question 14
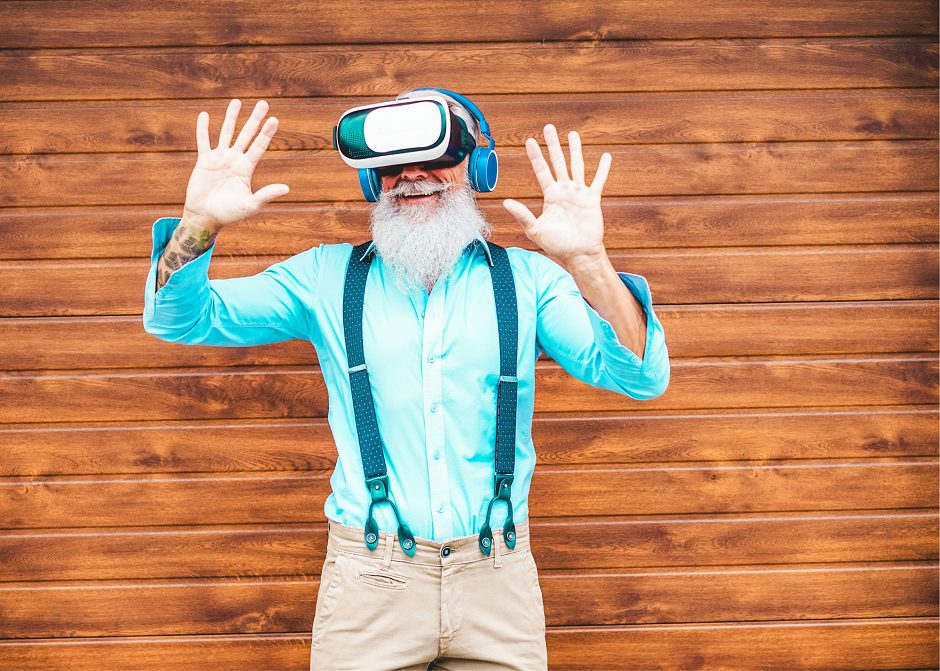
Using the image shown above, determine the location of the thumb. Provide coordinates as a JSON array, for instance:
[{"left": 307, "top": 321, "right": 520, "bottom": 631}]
[
  {"left": 251, "top": 183, "right": 290, "bottom": 208},
  {"left": 502, "top": 199, "right": 537, "bottom": 230}
]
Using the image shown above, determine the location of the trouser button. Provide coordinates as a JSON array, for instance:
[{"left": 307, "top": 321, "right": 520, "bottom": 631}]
[{"left": 440, "top": 546, "right": 451, "bottom": 558}]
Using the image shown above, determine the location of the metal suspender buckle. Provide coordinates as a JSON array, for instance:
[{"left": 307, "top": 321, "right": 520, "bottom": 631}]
[
  {"left": 364, "top": 475, "right": 417, "bottom": 558},
  {"left": 478, "top": 473, "right": 516, "bottom": 556}
]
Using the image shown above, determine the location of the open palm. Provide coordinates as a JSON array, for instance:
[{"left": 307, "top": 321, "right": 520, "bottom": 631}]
[
  {"left": 183, "top": 98, "right": 290, "bottom": 228},
  {"left": 503, "top": 124, "right": 612, "bottom": 267}
]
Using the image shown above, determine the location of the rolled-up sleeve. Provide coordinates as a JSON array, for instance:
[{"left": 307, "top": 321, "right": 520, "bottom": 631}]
[
  {"left": 142, "top": 216, "right": 320, "bottom": 346},
  {"left": 534, "top": 252, "right": 670, "bottom": 400}
]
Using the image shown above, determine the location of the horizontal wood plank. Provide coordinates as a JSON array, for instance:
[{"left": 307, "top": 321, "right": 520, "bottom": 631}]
[
  {"left": 2, "top": 90, "right": 936, "bottom": 155},
  {"left": 0, "top": 563, "right": 935, "bottom": 637},
  {"left": 1, "top": 40, "right": 936, "bottom": 102},
  {"left": 0, "top": 511, "right": 935, "bottom": 581},
  {"left": 0, "top": 620, "right": 935, "bottom": 670},
  {"left": 0, "top": 461, "right": 935, "bottom": 529},
  {"left": 0, "top": 406, "right": 936, "bottom": 477},
  {"left": 0, "top": 355, "right": 937, "bottom": 423},
  {"left": 1, "top": 0, "right": 936, "bottom": 48},
  {"left": 0, "top": 301, "right": 935, "bottom": 371},
  {"left": 1, "top": 246, "right": 937, "bottom": 317},
  {"left": 3, "top": 142, "right": 938, "bottom": 208},
  {"left": 1, "top": 193, "right": 938, "bottom": 262}
]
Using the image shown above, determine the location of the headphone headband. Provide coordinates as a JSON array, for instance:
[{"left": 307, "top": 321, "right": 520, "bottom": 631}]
[{"left": 410, "top": 87, "right": 494, "bottom": 147}]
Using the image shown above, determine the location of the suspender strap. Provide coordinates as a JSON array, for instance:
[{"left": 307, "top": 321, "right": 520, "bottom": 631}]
[
  {"left": 478, "top": 242, "right": 519, "bottom": 556},
  {"left": 343, "top": 241, "right": 417, "bottom": 557}
]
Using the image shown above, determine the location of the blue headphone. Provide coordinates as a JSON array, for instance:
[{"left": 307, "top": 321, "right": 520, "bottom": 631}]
[{"left": 358, "top": 87, "right": 498, "bottom": 202}]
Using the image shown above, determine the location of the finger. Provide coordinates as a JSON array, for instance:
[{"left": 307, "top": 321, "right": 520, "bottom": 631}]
[
  {"left": 524, "top": 137, "right": 555, "bottom": 193},
  {"left": 568, "top": 130, "right": 585, "bottom": 183},
  {"left": 590, "top": 152, "right": 613, "bottom": 195},
  {"left": 245, "top": 116, "right": 279, "bottom": 167},
  {"left": 217, "top": 98, "right": 241, "bottom": 149},
  {"left": 502, "top": 198, "right": 538, "bottom": 231},
  {"left": 195, "top": 111, "right": 210, "bottom": 155},
  {"left": 232, "top": 100, "right": 269, "bottom": 153},
  {"left": 250, "top": 183, "right": 291, "bottom": 209},
  {"left": 543, "top": 124, "right": 570, "bottom": 181}
]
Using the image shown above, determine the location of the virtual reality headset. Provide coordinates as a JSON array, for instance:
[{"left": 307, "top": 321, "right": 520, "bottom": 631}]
[
  {"left": 332, "top": 89, "right": 498, "bottom": 202},
  {"left": 334, "top": 95, "right": 476, "bottom": 173}
]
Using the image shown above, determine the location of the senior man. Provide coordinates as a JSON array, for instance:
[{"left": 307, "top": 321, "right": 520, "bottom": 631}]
[{"left": 143, "top": 88, "right": 670, "bottom": 670}]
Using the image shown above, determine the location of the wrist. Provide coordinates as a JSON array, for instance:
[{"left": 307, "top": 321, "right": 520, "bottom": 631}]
[
  {"left": 181, "top": 207, "right": 222, "bottom": 233},
  {"left": 562, "top": 249, "right": 611, "bottom": 276}
]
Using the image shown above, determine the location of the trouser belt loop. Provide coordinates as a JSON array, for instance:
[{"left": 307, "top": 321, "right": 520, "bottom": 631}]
[
  {"left": 493, "top": 529, "right": 503, "bottom": 568},
  {"left": 381, "top": 531, "right": 394, "bottom": 569}
]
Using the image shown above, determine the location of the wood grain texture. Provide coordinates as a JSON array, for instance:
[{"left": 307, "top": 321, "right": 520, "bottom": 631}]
[
  {"left": 0, "top": 620, "right": 935, "bottom": 671},
  {"left": 1, "top": 356, "right": 937, "bottom": 423},
  {"left": 1, "top": 246, "right": 937, "bottom": 317},
  {"left": 0, "top": 510, "right": 936, "bottom": 581},
  {"left": 0, "top": 563, "right": 935, "bottom": 637},
  {"left": 1, "top": 39, "right": 937, "bottom": 103},
  {"left": 1, "top": 300, "right": 936, "bottom": 371},
  {"left": 2, "top": 90, "right": 936, "bottom": 155},
  {"left": 1, "top": 460, "right": 935, "bottom": 530},
  {"left": 0, "top": 407, "right": 936, "bottom": 477},
  {"left": 3, "top": 141, "right": 938, "bottom": 208},
  {"left": 1, "top": 192, "right": 938, "bottom": 261},
  {"left": 1, "top": 0, "right": 937, "bottom": 48}
]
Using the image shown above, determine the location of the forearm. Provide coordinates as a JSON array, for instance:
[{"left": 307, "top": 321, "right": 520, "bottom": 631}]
[
  {"left": 563, "top": 251, "right": 648, "bottom": 361},
  {"left": 155, "top": 215, "right": 220, "bottom": 292}
]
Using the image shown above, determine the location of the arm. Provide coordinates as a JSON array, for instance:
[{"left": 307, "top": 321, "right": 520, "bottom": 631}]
[
  {"left": 504, "top": 123, "right": 669, "bottom": 399},
  {"left": 143, "top": 99, "right": 311, "bottom": 345},
  {"left": 154, "top": 214, "right": 219, "bottom": 293},
  {"left": 143, "top": 216, "right": 320, "bottom": 346},
  {"left": 534, "top": 252, "right": 669, "bottom": 399},
  {"left": 564, "top": 251, "right": 648, "bottom": 361}
]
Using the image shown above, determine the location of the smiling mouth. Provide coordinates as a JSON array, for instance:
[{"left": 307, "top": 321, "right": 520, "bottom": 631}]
[{"left": 398, "top": 192, "right": 441, "bottom": 203}]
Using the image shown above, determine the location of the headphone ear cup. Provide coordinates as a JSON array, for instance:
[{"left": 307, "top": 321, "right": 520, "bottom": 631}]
[
  {"left": 469, "top": 147, "right": 498, "bottom": 193},
  {"left": 358, "top": 169, "right": 381, "bottom": 202}
]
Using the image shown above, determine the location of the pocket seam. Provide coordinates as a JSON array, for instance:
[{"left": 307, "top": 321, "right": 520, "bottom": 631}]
[{"left": 356, "top": 569, "right": 409, "bottom": 590}]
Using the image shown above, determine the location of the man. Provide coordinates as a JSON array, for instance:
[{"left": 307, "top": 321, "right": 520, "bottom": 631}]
[{"left": 143, "top": 90, "right": 670, "bottom": 670}]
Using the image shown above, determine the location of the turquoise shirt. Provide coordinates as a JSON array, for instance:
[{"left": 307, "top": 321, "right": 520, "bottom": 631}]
[{"left": 143, "top": 216, "right": 670, "bottom": 542}]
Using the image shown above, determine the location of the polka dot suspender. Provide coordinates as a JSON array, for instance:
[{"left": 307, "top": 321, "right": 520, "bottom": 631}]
[{"left": 342, "top": 240, "right": 519, "bottom": 558}]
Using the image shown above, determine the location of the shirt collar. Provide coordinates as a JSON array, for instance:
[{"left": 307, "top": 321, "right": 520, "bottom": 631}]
[{"left": 358, "top": 233, "right": 494, "bottom": 267}]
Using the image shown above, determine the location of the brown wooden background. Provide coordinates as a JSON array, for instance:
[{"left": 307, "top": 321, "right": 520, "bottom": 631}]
[{"left": 1, "top": 1, "right": 938, "bottom": 669}]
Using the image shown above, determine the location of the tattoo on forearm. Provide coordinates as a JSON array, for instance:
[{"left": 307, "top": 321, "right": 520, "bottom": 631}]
[{"left": 155, "top": 223, "right": 219, "bottom": 293}]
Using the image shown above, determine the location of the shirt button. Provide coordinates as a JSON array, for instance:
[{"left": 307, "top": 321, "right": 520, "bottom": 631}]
[
  {"left": 430, "top": 402, "right": 439, "bottom": 413},
  {"left": 440, "top": 546, "right": 451, "bottom": 558},
  {"left": 437, "top": 504, "right": 446, "bottom": 513},
  {"left": 432, "top": 450, "right": 441, "bottom": 460},
  {"left": 427, "top": 354, "right": 435, "bottom": 363}
]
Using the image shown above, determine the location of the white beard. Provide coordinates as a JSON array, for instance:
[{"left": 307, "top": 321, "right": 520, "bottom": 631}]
[{"left": 369, "top": 181, "right": 492, "bottom": 294}]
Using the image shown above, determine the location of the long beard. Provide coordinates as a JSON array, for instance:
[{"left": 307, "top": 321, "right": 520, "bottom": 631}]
[{"left": 369, "top": 182, "right": 492, "bottom": 293}]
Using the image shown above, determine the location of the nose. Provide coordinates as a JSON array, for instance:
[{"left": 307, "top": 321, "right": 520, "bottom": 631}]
[{"left": 398, "top": 163, "right": 430, "bottom": 180}]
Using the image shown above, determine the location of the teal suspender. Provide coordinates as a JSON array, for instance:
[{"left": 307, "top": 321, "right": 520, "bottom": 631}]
[{"left": 342, "top": 240, "right": 519, "bottom": 558}]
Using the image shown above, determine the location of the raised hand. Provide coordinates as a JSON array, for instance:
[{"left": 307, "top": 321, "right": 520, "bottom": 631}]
[
  {"left": 182, "top": 98, "right": 290, "bottom": 229},
  {"left": 502, "top": 124, "right": 612, "bottom": 268}
]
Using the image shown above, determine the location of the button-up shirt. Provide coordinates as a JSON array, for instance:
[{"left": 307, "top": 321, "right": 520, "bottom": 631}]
[{"left": 143, "top": 216, "right": 670, "bottom": 541}]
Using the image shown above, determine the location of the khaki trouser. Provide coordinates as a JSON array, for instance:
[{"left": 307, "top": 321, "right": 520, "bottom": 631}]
[{"left": 310, "top": 518, "right": 548, "bottom": 670}]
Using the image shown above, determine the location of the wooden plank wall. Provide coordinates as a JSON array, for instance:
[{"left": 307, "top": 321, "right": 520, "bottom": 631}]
[{"left": 0, "top": 1, "right": 938, "bottom": 669}]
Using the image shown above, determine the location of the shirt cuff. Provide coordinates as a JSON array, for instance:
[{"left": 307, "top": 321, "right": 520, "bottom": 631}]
[
  {"left": 582, "top": 271, "right": 668, "bottom": 378},
  {"left": 143, "top": 216, "right": 217, "bottom": 325}
]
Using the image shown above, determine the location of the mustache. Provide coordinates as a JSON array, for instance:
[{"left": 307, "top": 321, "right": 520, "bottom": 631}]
[{"left": 385, "top": 180, "right": 453, "bottom": 198}]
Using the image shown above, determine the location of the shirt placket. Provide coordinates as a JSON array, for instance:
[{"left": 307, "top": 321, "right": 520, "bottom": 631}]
[{"left": 421, "top": 284, "right": 453, "bottom": 540}]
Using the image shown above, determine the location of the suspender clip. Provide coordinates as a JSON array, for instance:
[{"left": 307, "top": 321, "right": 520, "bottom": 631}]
[
  {"left": 364, "top": 475, "right": 417, "bottom": 558},
  {"left": 478, "top": 473, "right": 516, "bottom": 556}
]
